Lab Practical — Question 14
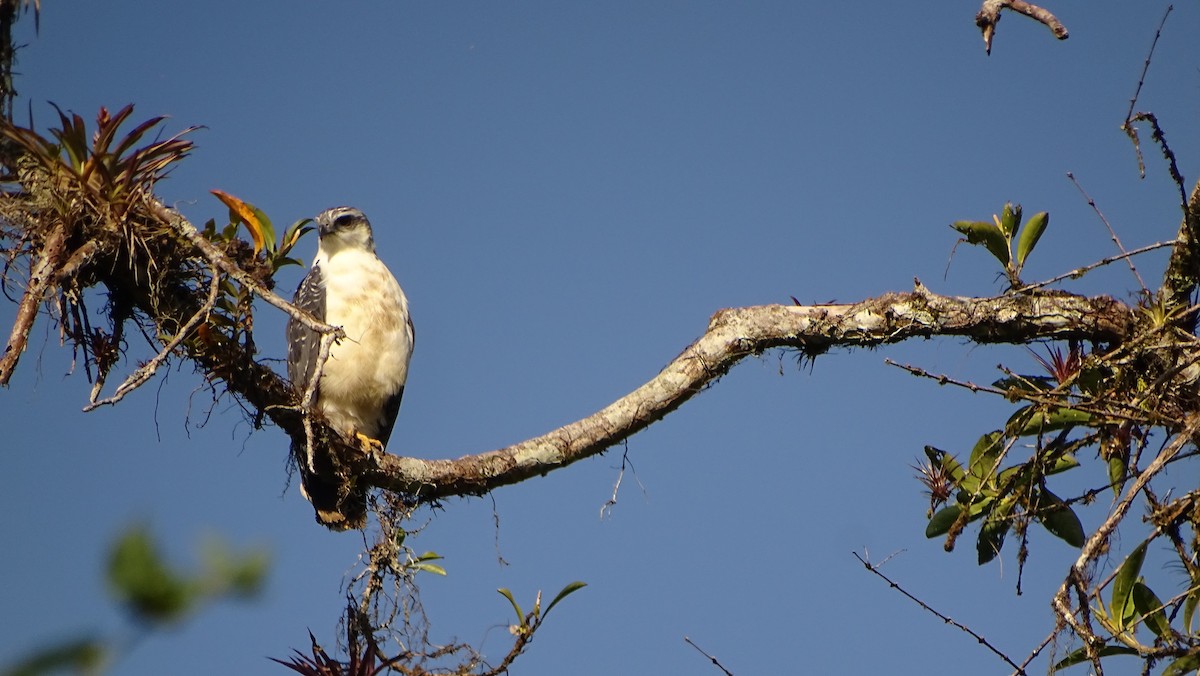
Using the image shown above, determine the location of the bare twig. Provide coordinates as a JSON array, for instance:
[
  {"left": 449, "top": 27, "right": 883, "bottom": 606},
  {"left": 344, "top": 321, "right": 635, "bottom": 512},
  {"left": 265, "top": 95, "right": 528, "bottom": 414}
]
[
  {"left": 975, "top": 0, "right": 1069, "bottom": 55},
  {"left": 884, "top": 359, "right": 1150, "bottom": 425},
  {"left": 599, "top": 444, "right": 645, "bottom": 519},
  {"left": 152, "top": 201, "right": 338, "bottom": 337},
  {"left": 1014, "top": 240, "right": 1176, "bottom": 293},
  {"left": 853, "top": 551, "right": 1025, "bottom": 673},
  {"left": 1014, "top": 631, "right": 1056, "bottom": 675},
  {"left": 300, "top": 330, "right": 338, "bottom": 472},
  {"left": 1122, "top": 5, "right": 1172, "bottom": 142},
  {"left": 684, "top": 636, "right": 734, "bottom": 676},
  {"left": 1066, "top": 172, "right": 1147, "bottom": 293},
  {"left": 83, "top": 265, "right": 221, "bottom": 411}
]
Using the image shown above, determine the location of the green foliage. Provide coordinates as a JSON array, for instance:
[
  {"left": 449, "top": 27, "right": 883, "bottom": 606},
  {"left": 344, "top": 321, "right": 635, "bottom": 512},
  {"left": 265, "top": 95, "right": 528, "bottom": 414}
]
[
  {"left": 0, "top": 104, "right": 198, "bottom": 217},
  {"left": 1053, "top": 645, "right": 1139, "bottom": 670},
  {"left": 2, "top": 525, "right": 269, "bottom": 676},
  {"left": 498, "top": 581, "right": 588, "bottom": 634},
  {"left": 194, "top": 192, "right": 314, "bottom": 360},
  {"left": 107, "top": 524, "right": 269, "bottom": 624},
  {"left": 209, "top": 189, "right": 313, "bottom": 273},
  {"left": 1033, "top": 488, "right": 1084, "bottom": 548},
  {"left": 950, "top": 202, "right": 1050, "bottom": 288},
  {"left": 407, "top": 551, "right": 447, "bottom": 577},
  {"left": 1162, "top": 651, "right": 1200, "bottom": 676},
  {"left": 107, "top": 525, "right": 199, "bottom": 623},
  {"left": 0, "top": 639, "right": 107, "bottom": 676},
  {"left": 203, "top": 193, "right": 311, "bottom": 284}
]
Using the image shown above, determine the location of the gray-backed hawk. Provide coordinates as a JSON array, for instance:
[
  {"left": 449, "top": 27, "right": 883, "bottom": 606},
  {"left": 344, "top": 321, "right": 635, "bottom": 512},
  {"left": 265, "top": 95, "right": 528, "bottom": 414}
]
[{"left": 287, "top": 206, "right": 414, "bottom": 529}]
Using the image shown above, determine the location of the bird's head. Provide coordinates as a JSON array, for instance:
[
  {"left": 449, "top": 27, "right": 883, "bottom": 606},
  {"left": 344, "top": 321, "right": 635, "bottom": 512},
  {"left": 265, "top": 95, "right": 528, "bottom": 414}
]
[{"left": 315, "top": 206, "right": 375, "bottom": 256}]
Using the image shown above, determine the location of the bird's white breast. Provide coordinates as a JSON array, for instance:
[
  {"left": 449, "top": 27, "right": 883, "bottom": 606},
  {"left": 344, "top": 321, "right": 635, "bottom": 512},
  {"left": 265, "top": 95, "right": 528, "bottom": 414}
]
[{"left": 316, "top": 248, "right": 412, "bottom": 438}]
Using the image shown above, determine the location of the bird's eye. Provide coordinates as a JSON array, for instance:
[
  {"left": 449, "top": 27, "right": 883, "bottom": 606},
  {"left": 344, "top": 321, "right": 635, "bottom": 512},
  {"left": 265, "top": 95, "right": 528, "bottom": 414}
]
[{"left": 333, "top": 214, "right": 356, "bottom": 228}]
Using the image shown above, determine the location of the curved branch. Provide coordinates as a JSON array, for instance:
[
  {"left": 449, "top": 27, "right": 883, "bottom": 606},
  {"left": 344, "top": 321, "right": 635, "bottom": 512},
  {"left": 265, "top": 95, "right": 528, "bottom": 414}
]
[
  {"left": 975, "top": 0, "right": 1069, "bottom": 55},
  {"left": 356, "top": 282, "right": 1135, "bottom": 503}
]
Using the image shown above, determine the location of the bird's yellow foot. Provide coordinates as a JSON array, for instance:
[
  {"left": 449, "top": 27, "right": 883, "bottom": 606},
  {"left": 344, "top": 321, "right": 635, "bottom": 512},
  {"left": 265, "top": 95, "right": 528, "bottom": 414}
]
[{"left": 355, "top": 432, "right": 385, "bottom": 454}]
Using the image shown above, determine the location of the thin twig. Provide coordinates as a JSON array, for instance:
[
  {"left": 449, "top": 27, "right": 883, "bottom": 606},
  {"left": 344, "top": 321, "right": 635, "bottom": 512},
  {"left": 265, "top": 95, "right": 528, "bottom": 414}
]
[
  {"left": 152, "top": 201, "right": 338, "bottom": 337},
  {"left": 684, "top": 637, "right": 734, "bottom": 676},
  {"left": 599, "top": 444, "right": 645, "bottom": 519},
  {"left": 1066, "top": 172, "right": 1147, "bottom": 293},
  {"left": 1121, "top": 5, "right": 1181, "bottom": 202},
  {"left": 853, "top": 551, "right": 1025, "bottom": 673},
  {"left": 1124, "top": 5, "right": 1172, "bottom": 128},
  {"left": 1014, "top": 240, "right": 1177, "bottom": 293},
  {"left": 301, "top": 330, "right": 339, "bottom": 472},
  {"left": 883, "top": 359, "right": 1152, "bottom": 425},
  {"left": 83, "top": 266, "right": 221, "bottom": 411},
  {"left": 1014, "top": 631, "right": 1056, "bottom": 675}
]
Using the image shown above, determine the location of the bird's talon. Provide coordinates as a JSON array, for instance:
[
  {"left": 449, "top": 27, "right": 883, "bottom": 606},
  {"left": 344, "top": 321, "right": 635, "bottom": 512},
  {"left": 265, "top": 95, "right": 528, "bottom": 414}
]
[{"left": 355, "top": 432, "right": 385, "bottom": 454}]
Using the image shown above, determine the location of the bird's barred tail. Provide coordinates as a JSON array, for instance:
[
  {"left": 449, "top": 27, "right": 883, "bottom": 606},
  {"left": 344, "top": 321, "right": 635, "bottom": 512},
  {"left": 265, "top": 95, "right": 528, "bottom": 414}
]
[{"left": 291, "top": 440, "right": 368, "bottom": 531}]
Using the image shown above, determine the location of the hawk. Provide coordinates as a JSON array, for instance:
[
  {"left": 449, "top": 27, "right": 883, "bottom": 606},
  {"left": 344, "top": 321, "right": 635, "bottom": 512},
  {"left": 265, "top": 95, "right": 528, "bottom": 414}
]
[{"left": 287, "top": 206, "right": 414, "bottom": 530}]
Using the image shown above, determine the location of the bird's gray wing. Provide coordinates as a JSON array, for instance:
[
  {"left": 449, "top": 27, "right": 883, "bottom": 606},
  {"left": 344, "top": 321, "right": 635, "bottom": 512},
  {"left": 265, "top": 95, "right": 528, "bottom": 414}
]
[
  {"left": 374, "top": 312, "right": 414, "bottom": 448},
  {"left": 287, "top": 262, "right": 325, "bottom": 394}
]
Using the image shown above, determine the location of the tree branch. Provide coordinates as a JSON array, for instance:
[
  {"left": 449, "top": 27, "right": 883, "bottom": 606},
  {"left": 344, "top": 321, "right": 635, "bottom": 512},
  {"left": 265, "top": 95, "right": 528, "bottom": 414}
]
[
  {"left": 1158, "top": 178, "right": 1200, "bottom": 328},
  {"left": 975, "top": 0, "right": 1069, "bottom": 55},
  {"left": 0, "top": 218, "right": 66, "bottom": 385},
  {"left": 352, "top": 281, "right": 1134, "bottom": 503}
]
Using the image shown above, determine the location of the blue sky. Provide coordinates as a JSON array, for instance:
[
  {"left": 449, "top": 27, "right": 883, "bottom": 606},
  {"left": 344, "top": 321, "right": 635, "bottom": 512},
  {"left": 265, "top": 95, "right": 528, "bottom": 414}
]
[{"left": 2, "top": 2, "right": 1199, "bottom": 674}]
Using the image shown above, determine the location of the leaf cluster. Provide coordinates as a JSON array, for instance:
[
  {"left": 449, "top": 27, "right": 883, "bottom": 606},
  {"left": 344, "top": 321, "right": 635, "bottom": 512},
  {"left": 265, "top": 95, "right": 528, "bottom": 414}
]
[
  {"left": 0, "top": 104, "right": 197, "bottom": 220},
  {"left": 951, "top": 202, "right": 1049, "bottom": 288}
]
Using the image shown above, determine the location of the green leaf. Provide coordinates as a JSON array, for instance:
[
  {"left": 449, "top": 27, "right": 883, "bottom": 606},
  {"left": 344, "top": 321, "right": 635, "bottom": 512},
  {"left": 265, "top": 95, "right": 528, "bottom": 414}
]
[
  {"left": 976, "top": 497, "right": 1014, "bottom": 565},
  {"left": 925, "top": 504, "right": 962, "bottom": 538},
  {"left": 965, "top": 430, "right": 1004, "bottom": 492},
  {"left": 951, "top": 220, "right": 1010, "bottom": 266},
  {"left": 543, "top": 581, "right": 587, "bottom": 619},
  {"left": 1047, "top": 453, "right": 1080, "bottom": 475},
  {"left": 1053, "top": 644, "right": 1140, "bottom": 670},
  {"left": 409, "top": 552, "right": 447, "bottom": 575},
  {"left": 1184, "top": 577, "right": 1199, "bottom": 634},
  {"left": 1162, "top": 651, "right": 1200, "bottom": 676},
  {"left": 1016, "top": 211, "right": 1049, "bottom": 269},
  {"left": 1009, "top": 406, "right": 1092, "bottom": 436},
  {"left": 1037, "top": 488, "right": 1084, "bottom": 548},
  {"left": 999, "top": 202, "right": 1021, "bottom": 238},
  {"left": 497, "top": 588, "right": 525, "bottom": 626},
  {"left": 966, "top": 495, "right": 995, "bottom": 518},
  {"left": 1077, "top": 363, "right": 1107, "bottom": 396},
  {"left": 413, "top": 562, "right": 447, "bottom": 576},
  {"left": 107, "top": 525, "right": 197, "bottom": 623},
  {"left": 280, "top": 218, "right": 314, "bottom": 255},
  {"left": 1131, "top": 581, "right": 1171, "bottom": 638},
  {"left": 992, "top": 375, "right": 1055, "bottom": 395},
  {"left": 199, "top": 536, "right": 270, "bottom": 599},
  {"left": 1111, "top": 542, "right": 1148, "bottom": 632},
  {"left": 1, "top": 638, "right": 108, "bottom": 676},
  {"left": 249, "top": 203, "right": 276, "bottom": 254},
  {"left": 1107, "top": 455, "right": 1127, "bottom": 497}
]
